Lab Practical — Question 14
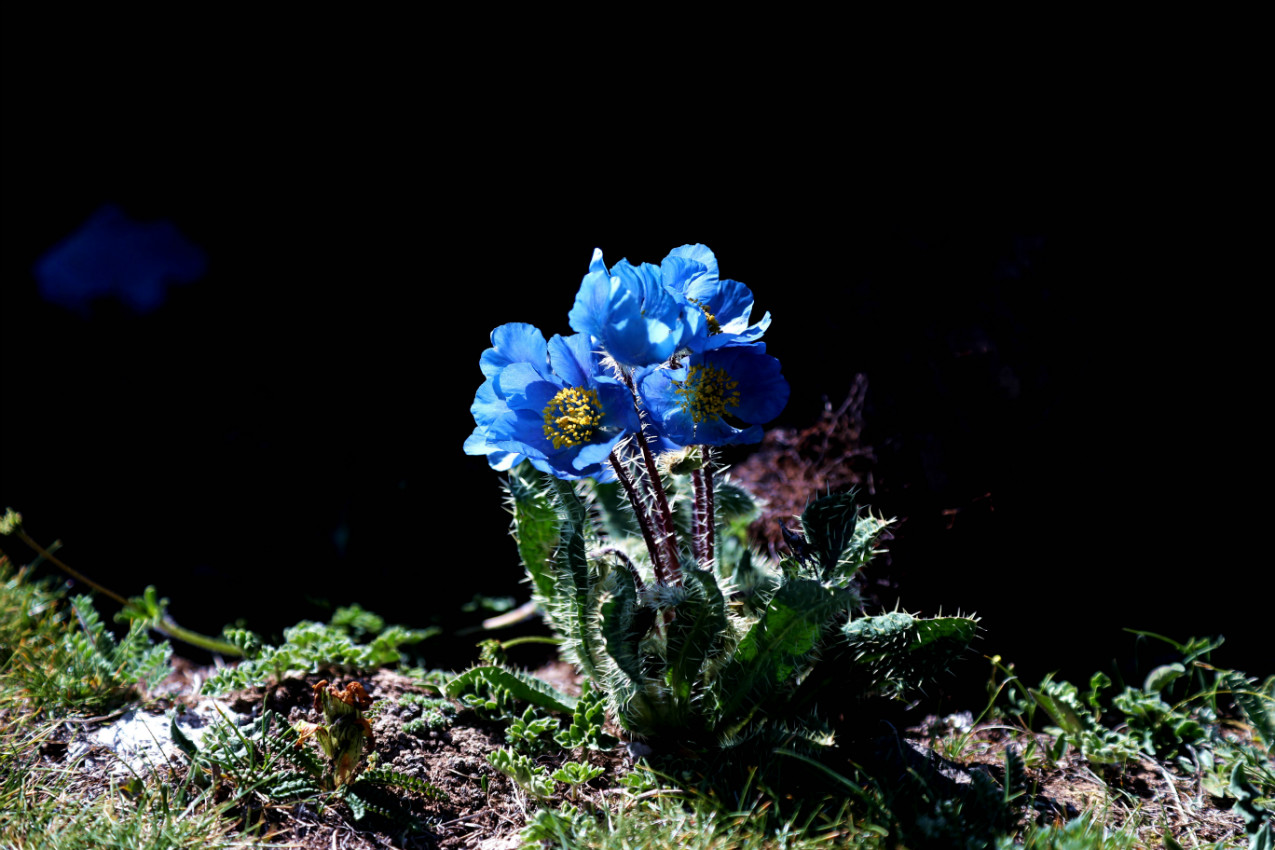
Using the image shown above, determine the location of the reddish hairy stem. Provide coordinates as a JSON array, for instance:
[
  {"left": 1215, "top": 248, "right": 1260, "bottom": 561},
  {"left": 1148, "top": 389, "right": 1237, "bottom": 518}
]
[
  {"left": 692, "top": 458, "right": 716, "bottom": 569},
  {"left": 633, "top": 427, "right": 682, "bottom": 586},
  {"left": 609, "top": 450, "right": 670, "bottom": 586}
]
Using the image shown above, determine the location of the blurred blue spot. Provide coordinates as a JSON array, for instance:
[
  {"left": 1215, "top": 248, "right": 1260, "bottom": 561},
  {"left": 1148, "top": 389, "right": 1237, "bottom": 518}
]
[{"left": 35, "top": 204, "right": 207, "bottom": 314}]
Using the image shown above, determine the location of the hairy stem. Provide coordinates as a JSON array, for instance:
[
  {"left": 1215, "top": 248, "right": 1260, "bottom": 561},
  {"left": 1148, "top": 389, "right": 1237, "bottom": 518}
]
[
  {"left": 692, "top": 457, "right": 716, "bottom": 570},
  {"left": 691, "top": 467, "right": 706, "bottom": 565},
  {"left": 609, "top": 450, "right": 669, "bottom": 585},
  {"left": 633, "top": 427, "right": 682, "bottom": 586},
  {"left": 615, "top": 365, "right": 681, "bottom": 586},
  {"left": 594, "top": 545, "right": 647, "bottom": 593}
]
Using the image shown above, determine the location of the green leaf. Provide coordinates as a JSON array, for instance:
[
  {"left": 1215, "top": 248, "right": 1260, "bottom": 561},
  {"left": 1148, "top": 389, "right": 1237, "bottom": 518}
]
[
  {"left": 507, "top": 463, "right": 563, "bottom": 603},
  {"left": 665, "top": 568, "right": 727, "bottom": 708},
  {"left": 360, "top": 767, "right": 447, "bottom": 800},
  {"left": 800, "top": 491, "right": 859, "bottom": 578},
  {"left": 840, "top": 613, "right": 976, "bottom": 699},
  {"left": 598, "top": 563, "right": 646, "bottom": 686},
  {"left": 1143, "top": 663, "right": 1186, "bottom": 694},
  {"left": 444, "top": 665, "right": 578, "bottom": 714},
  {"left": 716, "top": 579, "right": 842, "bottom": 736},
  {"left": 1029, "top": 685, "right": 1086, "bottom": 737},
  {"left": 169, "top": 714, "right": 200, "bottom": 759},
  {"left": 1228, "top": 672, "right": 1275, "bottom": 752},
  {"left": 1231, "top": 762, "right": 1275, "bottom": 847}
]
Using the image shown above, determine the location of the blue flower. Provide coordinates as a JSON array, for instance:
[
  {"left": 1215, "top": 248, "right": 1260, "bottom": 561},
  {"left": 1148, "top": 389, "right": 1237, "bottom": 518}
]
[
  {"left": 568, "top": 248, "right": 693, "bottom": 369},
  {"left": 465, "top": 323, "right": 639, "bottom": 479},
  {"left": 661, "top": 244, "right": 772, "bottom": 353},
  {"left": 637, "top": 344, "right": 789, "bottom": 446}
]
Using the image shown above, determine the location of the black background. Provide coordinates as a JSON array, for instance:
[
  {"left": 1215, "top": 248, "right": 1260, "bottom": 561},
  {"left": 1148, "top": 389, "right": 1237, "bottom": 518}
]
[{"left": 3, "top": 19, "right": 1265, "bottom": 689}]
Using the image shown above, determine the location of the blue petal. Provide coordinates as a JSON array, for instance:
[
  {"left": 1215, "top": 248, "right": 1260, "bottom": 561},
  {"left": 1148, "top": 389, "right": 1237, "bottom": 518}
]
[
  {"left": 572, "top": 434, "right": 623, "bottom": 474},
  {"left": 547, "top": 333, "right": 599, "bottom": 389},
  {"left": 463, "top": 429, "right": 523, "bottom": 471},
  {"left": 481, "top": 323, "right": 548, "bottom": 378},
  {"left": 588, "top": 247, "right": 607, "bottom": 274},
  {"left": 595, "top": 381, "right": 641, "bottom": 433},
  {"left": 494, "top": 362, "right": 552, "bottom": 407},
  {"left": 711, "top": 346, "right": 789, "bottom": 424},
  {"left": 469, "top": 376, "right": 509, "bottom": 427},
  {"left": 664, "top": 244, "right": 719, "bottom": 281}
]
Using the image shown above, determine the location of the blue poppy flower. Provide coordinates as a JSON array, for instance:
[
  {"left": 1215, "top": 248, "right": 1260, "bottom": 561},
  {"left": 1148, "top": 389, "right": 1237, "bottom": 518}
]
[
  {"left": 568, "top": 248, "right": 693, "bottom": 369},
  {"left": 662, "top": 244, "right": 772, "bottom": 353},
  {"left": 637, "top": 344, "right": 789, "bottom": 446},
  {"left": 465, "top": 323, "right": 639, "bottom": 479}
]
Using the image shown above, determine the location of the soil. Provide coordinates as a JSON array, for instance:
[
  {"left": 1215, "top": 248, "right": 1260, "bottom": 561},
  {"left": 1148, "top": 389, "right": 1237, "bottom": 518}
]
[
  {"left": 24, "top": 655, "right": 617, "bottom": 849},
  {"left": 30, "top": 654, "right": 1253, "bottom": 849}
]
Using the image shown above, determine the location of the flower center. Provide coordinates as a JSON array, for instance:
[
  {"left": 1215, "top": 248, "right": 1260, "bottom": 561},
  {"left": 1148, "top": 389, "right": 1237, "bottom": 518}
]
[
  {"left": 673, "top": 364, "right": 740, "bottom": 424},
  {"left": 542, "top": 387, "right": 603, "bottom": 450}
]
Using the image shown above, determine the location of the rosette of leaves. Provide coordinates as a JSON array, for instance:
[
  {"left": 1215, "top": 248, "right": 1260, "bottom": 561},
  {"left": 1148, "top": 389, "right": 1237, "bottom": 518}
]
[{"left": 504, "top": 462, "right": 977, "bottom": 752}]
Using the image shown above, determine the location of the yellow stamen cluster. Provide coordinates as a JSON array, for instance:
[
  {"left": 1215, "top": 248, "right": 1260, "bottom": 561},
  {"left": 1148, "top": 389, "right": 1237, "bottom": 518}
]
[
  {"left": 674, "top": 364, "right": 740, "bottom": 424},
  {"left": 689, "top": 297, "right": 722, "bottom": 335},
  {"left": 542, "top": 387, "right": 603, "bottom": 450}
]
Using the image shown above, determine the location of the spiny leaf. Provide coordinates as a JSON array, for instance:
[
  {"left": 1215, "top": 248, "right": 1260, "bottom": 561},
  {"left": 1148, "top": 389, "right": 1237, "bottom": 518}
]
[
  {"left": 716, "top": 579, "right": 844, "bottom": 736},
  {"left": 841, "top": 613, "right": 977, "bottom": 699},
  {"left": 598, "top": 562, "right": 645, "bottom": 686},
  {"left": 444, "top": 665, "right": 578, "bottom": 714},
  {"left": 665, "top": 568, "right": 727, "bottom": 708},
  {"left": 800, "top": 491, "right": 859, "bottom": 578},
  {"left": 506, "top": 462, "right": 562, "bottom": 603}
]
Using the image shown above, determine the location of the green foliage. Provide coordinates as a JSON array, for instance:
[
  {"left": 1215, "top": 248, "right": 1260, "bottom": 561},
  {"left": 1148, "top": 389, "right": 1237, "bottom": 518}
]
[
  {"left": 1227, "top": 670, "right": 1275, "bottom": 752},
  {"left": 202, "top": 610, "right": 434, "bottom": 694},
  {"left": 6, "top": 586, "right": 172, "bottom": 714},
  {"left": 521, "top": 801, "right": 599, "bottom": 846},
  {"left": 444, "top": 664, "right": 579, "bottom": 715},
  {"left": 328, "top": 603, "right": 388, "bottom": 639},
  {"left": 997, "top": 813, "right": 1139, "bottom": 850},
  {"left": 839, "top": 610, "right": 980, "bottom": 700},
  {"left": 1110, "top": 685, "right": 1206, "bottom": 760},
  {"left": 489, "top": 747, "right": 555, "bottom": 799},
  {"left": 175, "top": 706, "right": 443, "bottom": 826},
  {"left": 503, "top": 462, "right": 976, "bottom": 756},
  {"left": 551, "top": 760, "right": 604, "bottom": 787},
  {"left": 173, "top": 708, "right": 327, "bottom": 805},
  {"left": 398, "top": 692, "right": 457, "bottom": 736},
  {"left": 0, "top": 556, "right": 67, "bottom": 669},
  {"left": 519, "top": 778, "right": 889, "bottom": 850},
  {"left": 506, "top": 705, "right": 560, "bottom": 754},
  {"left": 1026, "top": 633, "right": 1274, "bottom": 787},
  {"left": 506, "top": 462, "right": 565, "bottom": 605},
  {"left": 1, "top": 735, "right": 240, "bottom": 850},
  {"left": 555, "top": 683, "right": 618, "bottom": 752},
  {"left": 0, "top": 551, "right": 170, "bottom": 717},
  {"left": 1231, "top": 762, "right": 1275, "bottom": 850},
  {"left": 1029, "top": 676, "right": 1142, "bottom": 765}
]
